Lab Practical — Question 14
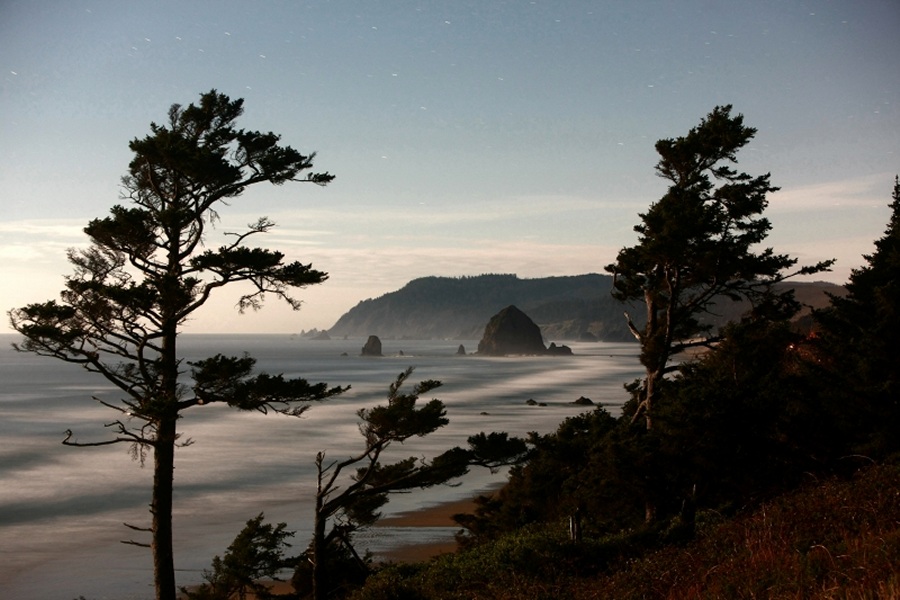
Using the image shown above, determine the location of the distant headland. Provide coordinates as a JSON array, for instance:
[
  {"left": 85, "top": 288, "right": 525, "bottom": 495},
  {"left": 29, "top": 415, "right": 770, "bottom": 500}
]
[{"left": 324, "top": 274, "right": 841, "bottom": 342}]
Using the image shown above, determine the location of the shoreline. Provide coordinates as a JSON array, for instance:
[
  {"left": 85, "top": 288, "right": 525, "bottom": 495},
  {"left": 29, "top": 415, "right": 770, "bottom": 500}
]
[
  {"left": 378, "top": 493, "right": 484, "bottom": 528},
  {"left": 221, "top": 491, "right": 493, "bottom": 598},
  {"left": 373, "top": 493, "right": 488, "bottom": 562}
]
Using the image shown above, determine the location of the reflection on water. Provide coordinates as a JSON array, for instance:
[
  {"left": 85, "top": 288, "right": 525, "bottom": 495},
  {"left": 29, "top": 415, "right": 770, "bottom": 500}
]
[{"left": 0, "top": 334, "right": 640, "bottom": 599}]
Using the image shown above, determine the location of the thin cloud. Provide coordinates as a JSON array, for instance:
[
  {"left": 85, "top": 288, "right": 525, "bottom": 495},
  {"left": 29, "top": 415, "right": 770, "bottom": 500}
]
[
  {"left": 249, "top": 193, "right": 637, "bottom": 231},
  {"left": 769, "top": 173, "right": 893, "bottom": 213},
  {"left": 298, "top": 239, "right": 616, "bottom": 290},
  {"left": 0, "top": 219, "right": 86, "bottom": 239}
]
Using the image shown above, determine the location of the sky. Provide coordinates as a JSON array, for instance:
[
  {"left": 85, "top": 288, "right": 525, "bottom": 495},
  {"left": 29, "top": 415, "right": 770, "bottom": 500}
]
[{"left": 1, "top": 1, "right": 898, "bottom": 334}]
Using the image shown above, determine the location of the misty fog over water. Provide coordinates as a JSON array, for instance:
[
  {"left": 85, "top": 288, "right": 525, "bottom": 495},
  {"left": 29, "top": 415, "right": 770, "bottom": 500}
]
[{"left": 0, "top": 334, "right": 640, "bottom": 599}]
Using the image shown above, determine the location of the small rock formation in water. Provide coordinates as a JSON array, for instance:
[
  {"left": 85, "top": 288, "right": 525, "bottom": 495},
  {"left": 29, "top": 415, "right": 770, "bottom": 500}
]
[
  {"left": 573, "top": 396, "right": 594, "bottom": 406},
  {"left": 300, "top": 328, "right": 331, "bottom": 340},
  {"left": 361, "top": 335, "right": 383, "bottom": 357},
  {"left": 477, "top": 305, "right": 547, "bottom": 356},
  {"left": 456, "top": 344, "right": 466, "bottom": 355},
  {"left": 546, "top": 342, "right": 574, "bottom": 356}
]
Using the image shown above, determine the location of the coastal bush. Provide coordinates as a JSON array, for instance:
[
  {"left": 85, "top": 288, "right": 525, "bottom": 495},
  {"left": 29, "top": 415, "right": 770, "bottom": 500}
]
[
  {"left": 182, "top": 513, "right": 294, "bottom": 600},
  {"left": 455, "top": 407, "right": 653, "bottom": 546},
  {"left": 355, "top": 522, "right": 668, "bottom": 600},
  {"left": 650, "top": 318, "right": 846, "bottom": 514}
]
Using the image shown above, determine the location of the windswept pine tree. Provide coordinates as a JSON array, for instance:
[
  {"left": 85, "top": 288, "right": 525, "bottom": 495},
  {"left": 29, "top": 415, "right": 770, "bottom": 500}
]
[
  {"left": 302, "top": 367, "right": 527, "bottom": 600},
  {"left": 606, "top": 105, "right": 833, "bottom": 432},
  {"left": 8, "top": 90, "right": 347, "bottom": 600}
]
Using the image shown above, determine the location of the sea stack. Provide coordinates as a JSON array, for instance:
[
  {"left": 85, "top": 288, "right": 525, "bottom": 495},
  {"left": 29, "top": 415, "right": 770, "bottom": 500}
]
[
  {"left": 477, "top": 305, "right": 547, "bottom": 356},
  {"left": 361, "top": 335, "right": 383, "bottom": 356}
]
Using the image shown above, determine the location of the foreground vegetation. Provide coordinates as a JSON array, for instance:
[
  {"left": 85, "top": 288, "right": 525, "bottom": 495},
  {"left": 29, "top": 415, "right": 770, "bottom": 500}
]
[{"left": 356, "top": 463, "right": 900, "bottom": 599}]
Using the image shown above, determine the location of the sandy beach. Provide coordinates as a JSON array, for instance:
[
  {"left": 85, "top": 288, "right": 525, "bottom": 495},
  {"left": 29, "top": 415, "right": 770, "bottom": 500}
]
[
  {"left": 234, "top": 492, "right": 486, "bottom": 598},
  {"left": 374, "top": 494, "right": 484, "bottom": 562}
]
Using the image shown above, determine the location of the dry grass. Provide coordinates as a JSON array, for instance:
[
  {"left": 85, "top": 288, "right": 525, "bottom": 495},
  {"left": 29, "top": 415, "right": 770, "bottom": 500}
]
[{"left": 585, "top": 464, "right": 900, "bottom": 600}]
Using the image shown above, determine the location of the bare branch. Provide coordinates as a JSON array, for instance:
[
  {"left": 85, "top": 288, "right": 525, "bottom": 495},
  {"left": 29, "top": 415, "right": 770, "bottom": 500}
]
[
  {"left": 62, "top": 421, "right": 153, "bottom": 448},
  {"left": 63, "top": 428, "right": 132, "bottom": 447},
  {"left": 623, "top": 311, "right": 643, "bottom": 342}
]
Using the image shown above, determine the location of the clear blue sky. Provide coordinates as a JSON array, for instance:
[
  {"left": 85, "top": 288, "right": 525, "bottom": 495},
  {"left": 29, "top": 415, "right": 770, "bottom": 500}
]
[{"left": 2, "top": 1, "right": 898, "bottom": 333}]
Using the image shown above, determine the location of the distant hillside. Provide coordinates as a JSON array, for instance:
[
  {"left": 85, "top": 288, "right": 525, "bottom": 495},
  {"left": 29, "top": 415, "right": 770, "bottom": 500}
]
[
  {"left": 327, "top": 275, "right": 844, "bottom": 342},
  {"left": 328, "top": 274, "right": 630, "bottom": 341}
]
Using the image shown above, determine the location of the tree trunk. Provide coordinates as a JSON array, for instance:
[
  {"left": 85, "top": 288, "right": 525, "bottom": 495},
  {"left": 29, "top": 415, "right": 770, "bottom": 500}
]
[
  {"left": 643, "top": 371, "right": 656, "bottom": 431},
  {"left": 156, "top": 246, "right": 181, "bottom": 600},
  {"left": 312, "top": 496, "right": 327, "bottom": 600},
  {"left": 312, "top": 452, "right": 329, "bottom": 600},
  {"left": 152, "top": 414, "right": 177, "bottom": 600},
  {"left": 643, "top": 367, "right": 662, "bottom": 523}
]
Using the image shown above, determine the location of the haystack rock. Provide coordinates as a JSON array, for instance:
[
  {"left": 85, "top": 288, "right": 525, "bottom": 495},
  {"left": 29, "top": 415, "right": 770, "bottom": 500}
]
[
  {"left": 477, "top": 305, "right": 547, "bottom": 356},
  {"left": 361, "top": 335, "right": 383, "bottom": 356}
]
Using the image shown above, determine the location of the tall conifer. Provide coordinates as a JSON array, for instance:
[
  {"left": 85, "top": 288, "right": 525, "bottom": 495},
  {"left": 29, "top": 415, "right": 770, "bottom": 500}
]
[{"left": 9, "top": 90, "right": 346, "bottom": 600}]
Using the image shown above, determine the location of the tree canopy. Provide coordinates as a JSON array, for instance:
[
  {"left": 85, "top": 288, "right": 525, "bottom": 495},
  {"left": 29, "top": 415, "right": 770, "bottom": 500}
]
[
  {"left": 605, "top": 105, "right": 832, "bottom": 430},
  {"left": 814, "top": 176, "right": 900, "bottom": 459}
]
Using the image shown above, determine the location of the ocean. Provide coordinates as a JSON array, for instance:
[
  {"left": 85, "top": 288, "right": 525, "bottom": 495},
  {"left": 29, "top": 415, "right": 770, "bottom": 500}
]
[{"left": 0, "top": 334, "right": 641, "bottom": 599}]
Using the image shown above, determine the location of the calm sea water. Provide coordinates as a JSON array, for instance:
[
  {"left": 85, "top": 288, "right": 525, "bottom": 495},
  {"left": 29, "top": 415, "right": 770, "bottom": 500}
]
[{"left": 0, "top": 334, "right": 640, "bottom": 599}]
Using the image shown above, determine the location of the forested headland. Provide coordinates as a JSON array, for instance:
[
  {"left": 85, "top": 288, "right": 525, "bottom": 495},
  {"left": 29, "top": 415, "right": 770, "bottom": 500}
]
[{"left": 326, "top": 274, "right": 840, "bottom": 342}]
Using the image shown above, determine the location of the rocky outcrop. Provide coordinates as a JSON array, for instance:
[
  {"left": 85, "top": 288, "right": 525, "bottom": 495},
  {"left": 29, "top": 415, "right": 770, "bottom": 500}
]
[
  {"left": 456, "top": 344, "right": 466, "bottom": 355},
  {"left": 299, "top": 328, "right": 331, "bottom": 340},
  {"left": 477, "top": 306, "right": 547, "bottom": 356},
  {"left": 546, "top": 342, "right": 574, "bottom": 356},
  {"left": 361, "top": 335, "right": 383, "bottom": 357}
]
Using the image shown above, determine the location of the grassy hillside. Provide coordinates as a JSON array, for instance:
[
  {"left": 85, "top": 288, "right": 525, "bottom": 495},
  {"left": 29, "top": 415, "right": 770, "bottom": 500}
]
[{"left": 354, "top": 464, "right": 900, "bottom": 599}]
